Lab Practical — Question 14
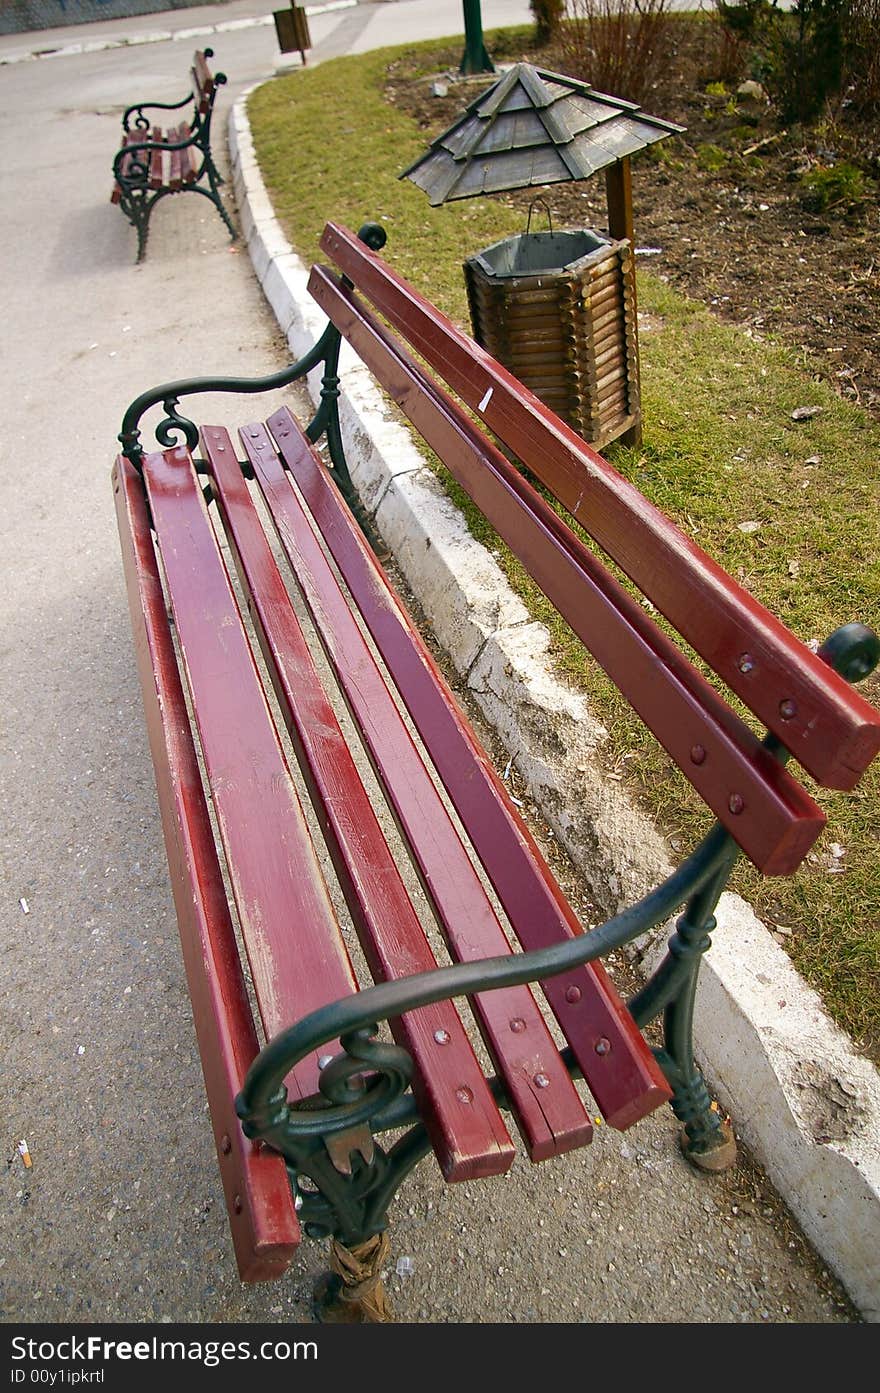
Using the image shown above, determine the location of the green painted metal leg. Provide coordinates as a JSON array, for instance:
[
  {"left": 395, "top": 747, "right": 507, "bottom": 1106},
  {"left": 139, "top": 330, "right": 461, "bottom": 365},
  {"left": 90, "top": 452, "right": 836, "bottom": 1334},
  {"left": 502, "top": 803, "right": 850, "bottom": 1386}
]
[
  {"left": 126, "top": 196, "right": 151, "bottom": 264},
  {"left": 202, "top": 167, "right": 238, "bottom": 243},
  {"left": 629, "top": 849, "right": 738, "bottom": 1172}
]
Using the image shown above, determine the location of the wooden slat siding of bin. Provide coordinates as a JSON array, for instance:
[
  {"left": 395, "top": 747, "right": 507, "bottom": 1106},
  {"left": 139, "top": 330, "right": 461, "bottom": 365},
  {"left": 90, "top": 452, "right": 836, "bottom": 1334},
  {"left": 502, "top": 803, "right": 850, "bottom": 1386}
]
[
  {"left": 199, "top": 426, "right": 518, "bottom": 1179},
  {"left": 112, "top": 457, "right": 301, "bottom": 1281},
  {"left": 307, "top": 265, "right": 826, "bottom": 877},
  {"left": 319, "top": 221, "right": 880, "bottom": 791},
  {"left": 231, "top": 421, "right": 594, "bottom": 1162},
  {"left": 264, "top": 404, "right": 672, "bottom": 1131},
  {"left": 141, "top": 445, "right": 359, "bottom": 1103}
]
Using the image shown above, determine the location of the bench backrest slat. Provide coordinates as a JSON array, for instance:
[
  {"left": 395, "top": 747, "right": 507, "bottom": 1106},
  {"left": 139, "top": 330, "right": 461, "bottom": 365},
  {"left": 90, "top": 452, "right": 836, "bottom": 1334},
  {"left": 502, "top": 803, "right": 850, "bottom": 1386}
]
[
  {"left": 191, "top": 52, "right": 216, "bottom": 113},
  {"left": 307, "top": 265, "right": 826, "bottom": 876},
  {"left": 114, "top": 457, "right": 301, "bottom": 1280},
  {"left": 200, "top": 425, "right": 519, "bottom": 1180},
  {"left": 148, "top": 125, "right": 164, "bottom": 190},
  {"left": 168, "top": 130, "right": 183, "bottom": 190},
  {"left": 262, "top": 405, "right": 672, "bottom": 1129},
  {"left": 320, "top": 222, "right": 880, "bottom": 792},
  {"left": 142, "top": 444, "right": 357, "bottom": 1103}
]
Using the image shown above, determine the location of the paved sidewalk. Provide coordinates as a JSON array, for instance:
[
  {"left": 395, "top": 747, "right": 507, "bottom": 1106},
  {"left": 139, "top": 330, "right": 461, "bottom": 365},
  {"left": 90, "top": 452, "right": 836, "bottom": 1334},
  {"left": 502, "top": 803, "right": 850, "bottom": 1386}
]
[
  {"left": 0, "top": 0, "right": 874, "bottom": 1327},
  {"left": 0, "top": 0, "right": 331, "bottom": 63}
]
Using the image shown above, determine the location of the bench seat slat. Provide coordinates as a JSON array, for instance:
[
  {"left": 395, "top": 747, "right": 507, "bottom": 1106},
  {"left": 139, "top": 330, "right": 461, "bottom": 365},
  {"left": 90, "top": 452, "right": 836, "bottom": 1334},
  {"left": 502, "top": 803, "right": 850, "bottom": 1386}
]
[
  {"left": 265, "top": 405, "right": 672, "bottom": 1131},
  {"left": 142, "top": 445, "right": 358, "bottom": 1105},
  {"left": 307, "top": 267, "right": 827, "bottom": 876},
  {"left": 113, "top": 456, "right": 301, "bottom": 1281},
  {"left": 224, "top": 423, "right": 594, "bottom": 1162},
  {"left": 200, "top": 426, "right": 516, "bottom": 1181},
  {"left": 168, "top": 130, "right": 183, "bottom": 191},
  {"left": 148, "top": 125, "right": 164, "bottom": 191},
  {"left": 168, "top": 122, "right": 199, "bottom": 186},
  {"left": 319, "top": 222, "right": 880, "bottom": 791},
  {"left": 182, "top": 133, "right": 199, "bottom": 185}
]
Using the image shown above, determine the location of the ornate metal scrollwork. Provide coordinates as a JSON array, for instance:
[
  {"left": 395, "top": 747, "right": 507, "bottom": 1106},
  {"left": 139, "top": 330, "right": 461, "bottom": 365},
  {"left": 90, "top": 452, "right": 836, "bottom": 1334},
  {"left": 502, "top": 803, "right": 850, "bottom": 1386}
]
[
  {"left": 239, "top": 1025, "right": 414, "bottom": 1155},
  {"left": 154, "top": 397, "right": 201, "bottom": 455},
  {"left": 236, "top": 1025, "right": 425, "bottom": 1247},
  {"left": 118, "top": 321, "right": 343, "bottom": 471},
  {"left": 291, "top": 1124, "right": 433, "bottom": 1249}
]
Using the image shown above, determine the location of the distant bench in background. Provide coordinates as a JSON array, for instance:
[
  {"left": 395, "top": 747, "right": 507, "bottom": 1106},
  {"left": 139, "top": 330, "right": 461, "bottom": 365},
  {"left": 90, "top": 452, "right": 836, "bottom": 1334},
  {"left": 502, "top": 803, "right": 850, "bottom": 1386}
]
[{"left": 111, "top": 49, "right": 236, "bottom": 262}]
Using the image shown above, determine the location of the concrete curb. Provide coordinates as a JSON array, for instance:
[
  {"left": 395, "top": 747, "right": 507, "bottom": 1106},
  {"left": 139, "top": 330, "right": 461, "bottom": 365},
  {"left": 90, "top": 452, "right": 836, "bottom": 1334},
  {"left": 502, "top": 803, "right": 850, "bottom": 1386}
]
[{"left": 229, "top": 89, "right": 880, "bottom": 1321}]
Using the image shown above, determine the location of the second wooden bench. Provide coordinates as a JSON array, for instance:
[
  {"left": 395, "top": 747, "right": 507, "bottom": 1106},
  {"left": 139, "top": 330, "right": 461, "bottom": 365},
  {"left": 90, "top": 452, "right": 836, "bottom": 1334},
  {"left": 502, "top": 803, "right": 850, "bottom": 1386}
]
[{"left": 111, "top": 49, "right": 236, "bottom": 262}]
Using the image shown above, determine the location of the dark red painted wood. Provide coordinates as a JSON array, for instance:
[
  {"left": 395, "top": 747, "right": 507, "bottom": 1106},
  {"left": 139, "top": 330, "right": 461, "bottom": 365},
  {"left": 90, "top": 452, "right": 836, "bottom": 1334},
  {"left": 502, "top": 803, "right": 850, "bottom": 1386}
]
[
  {"left": 319, "top": 222, "right": 880, "bottom": 791},
  {"left": 192, "top": 52, "right": 215, "bottom": 110},
  {"left": 201, "top": 426, "right": 515, "bottom": 1180},
  {"left": 142, "top": 444, "right": 358, "bottom": 1106},
  {"left": 182, "top": 135, "right": 199, "bottom": 185},
  {"left": 264, "top": 405, "right": 672, "bottom": 1130},
  {"left": 169, "top": 126, "right": 184, "bottom": 190},
  {"left": 306, "top": 268, "right": 827, "bottom": 876},
  {"left": 113, "top": 456, "right": 301, "bottom": 1280},
  {"left": 148, "top": 126, "right": 163, "bottom": 191},
  {"left": 226, "top": 422, "right": 592, "bottom": 1162}
]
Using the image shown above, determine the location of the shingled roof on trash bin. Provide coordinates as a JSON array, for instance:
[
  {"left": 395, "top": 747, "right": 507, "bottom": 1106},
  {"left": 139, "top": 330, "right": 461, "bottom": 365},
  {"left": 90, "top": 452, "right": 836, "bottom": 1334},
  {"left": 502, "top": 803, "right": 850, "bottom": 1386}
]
[{"left": 401, "top": 62, "right": 684, "bottom": 206}]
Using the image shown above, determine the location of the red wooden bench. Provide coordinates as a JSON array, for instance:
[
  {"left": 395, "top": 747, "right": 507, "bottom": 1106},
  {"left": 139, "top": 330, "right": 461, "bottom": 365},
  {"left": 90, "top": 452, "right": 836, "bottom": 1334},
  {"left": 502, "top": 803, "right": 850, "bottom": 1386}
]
[
  {"left": 113, "top": 220, "right": 880, "bottom": 1321},
  {"left": 111, "top": 49, "right": 236, "bottom": 262}
]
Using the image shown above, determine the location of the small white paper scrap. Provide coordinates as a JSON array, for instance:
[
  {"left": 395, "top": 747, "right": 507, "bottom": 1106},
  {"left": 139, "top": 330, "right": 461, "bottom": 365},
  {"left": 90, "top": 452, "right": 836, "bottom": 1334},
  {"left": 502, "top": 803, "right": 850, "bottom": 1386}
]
[{"left": 478, "top": 386, "right": 493, "bottom": 413}]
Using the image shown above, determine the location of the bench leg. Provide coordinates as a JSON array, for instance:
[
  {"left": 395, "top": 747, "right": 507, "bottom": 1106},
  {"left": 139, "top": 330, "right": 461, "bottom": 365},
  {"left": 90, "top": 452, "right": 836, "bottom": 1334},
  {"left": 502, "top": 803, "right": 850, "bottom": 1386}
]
[
  {"left": 201, "top": 154, "right": 237, "bottom": 240},
  {"left": 297, "top": 1121, "right": 433, "bottom": 1323},
  {"left": 116, "top": 188, "right": 154, "bottom": 263},
  {"left": 188, "top": 182, "right": 238, "bottom": 245},
  {"left": 313, "top": 1233, "right": 394, "bottom": 1323},
  {"left": 306, "top": 334, "right": 389, "bottom": 559},
  {"left": 629, "top": 847, "right": 738, "bottom": 1172},
  {"left": 238, "top": 1028, "right": 433, "bottom": 1321}
]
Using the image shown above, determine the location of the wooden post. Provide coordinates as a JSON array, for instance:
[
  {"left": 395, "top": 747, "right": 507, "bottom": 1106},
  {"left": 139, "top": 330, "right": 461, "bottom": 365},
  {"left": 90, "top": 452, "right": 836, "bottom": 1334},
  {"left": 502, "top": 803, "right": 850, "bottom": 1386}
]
[{"left": 605, "top": 157, "right": 642, "bottom": 448}]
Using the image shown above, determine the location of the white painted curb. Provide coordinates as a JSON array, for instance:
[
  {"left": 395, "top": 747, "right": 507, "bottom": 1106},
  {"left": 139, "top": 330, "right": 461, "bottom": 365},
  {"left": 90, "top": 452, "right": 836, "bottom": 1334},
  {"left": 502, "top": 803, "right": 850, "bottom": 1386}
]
[
  {"left": 0, "top": 1, "right": 355, "bottom": 65},
  {"left": 229, "top": 89, "right": 880, "bottom": 1322}
]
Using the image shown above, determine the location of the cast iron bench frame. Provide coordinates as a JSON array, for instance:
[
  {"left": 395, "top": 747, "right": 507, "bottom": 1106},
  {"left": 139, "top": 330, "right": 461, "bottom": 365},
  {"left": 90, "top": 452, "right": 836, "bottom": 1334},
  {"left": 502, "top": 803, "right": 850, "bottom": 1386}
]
[
  {"left": 113, "top": 221, "right": 880, "bottom": 1321},
  {"left": 111, "top": 48, "right": 236, "bottom": 263}
]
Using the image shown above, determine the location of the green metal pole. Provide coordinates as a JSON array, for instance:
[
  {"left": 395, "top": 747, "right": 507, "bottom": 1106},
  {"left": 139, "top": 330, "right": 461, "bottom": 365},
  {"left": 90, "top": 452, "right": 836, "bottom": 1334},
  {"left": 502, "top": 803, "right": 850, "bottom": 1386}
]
[{"left": 459, "top": 0, "right": 494, "bottom": 75}]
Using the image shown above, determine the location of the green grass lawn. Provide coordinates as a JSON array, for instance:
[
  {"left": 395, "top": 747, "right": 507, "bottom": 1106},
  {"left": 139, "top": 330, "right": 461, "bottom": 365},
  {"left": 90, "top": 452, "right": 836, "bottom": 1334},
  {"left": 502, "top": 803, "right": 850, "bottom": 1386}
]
[{"left": 247, "top": 31, "right": 880, "bottom": 1059}]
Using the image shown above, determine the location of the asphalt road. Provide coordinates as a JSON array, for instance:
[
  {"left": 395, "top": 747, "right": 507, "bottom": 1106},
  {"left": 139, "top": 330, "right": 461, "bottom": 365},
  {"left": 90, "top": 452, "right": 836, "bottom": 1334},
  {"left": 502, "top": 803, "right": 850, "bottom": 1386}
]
[{"left": 0, "top": 0, "right": 861, "bottom": 1327}]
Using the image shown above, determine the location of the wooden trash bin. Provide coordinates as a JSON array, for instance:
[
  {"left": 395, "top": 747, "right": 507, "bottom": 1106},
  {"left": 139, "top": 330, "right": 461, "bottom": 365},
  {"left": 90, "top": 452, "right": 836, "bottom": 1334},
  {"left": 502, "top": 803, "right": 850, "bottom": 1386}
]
[
  {"left": 274, "top": 4, "right": 311, "bottom": 62},
  {"left": 463, "top": 227, "right": 640, "bottom": 451}
]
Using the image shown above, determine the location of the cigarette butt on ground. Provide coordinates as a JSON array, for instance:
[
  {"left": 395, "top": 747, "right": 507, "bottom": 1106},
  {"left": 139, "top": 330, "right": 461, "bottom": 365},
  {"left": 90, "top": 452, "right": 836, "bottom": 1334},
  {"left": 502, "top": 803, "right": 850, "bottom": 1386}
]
[{"left": 18, "top": 1139, "right": 32, "bottom": 1169}]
